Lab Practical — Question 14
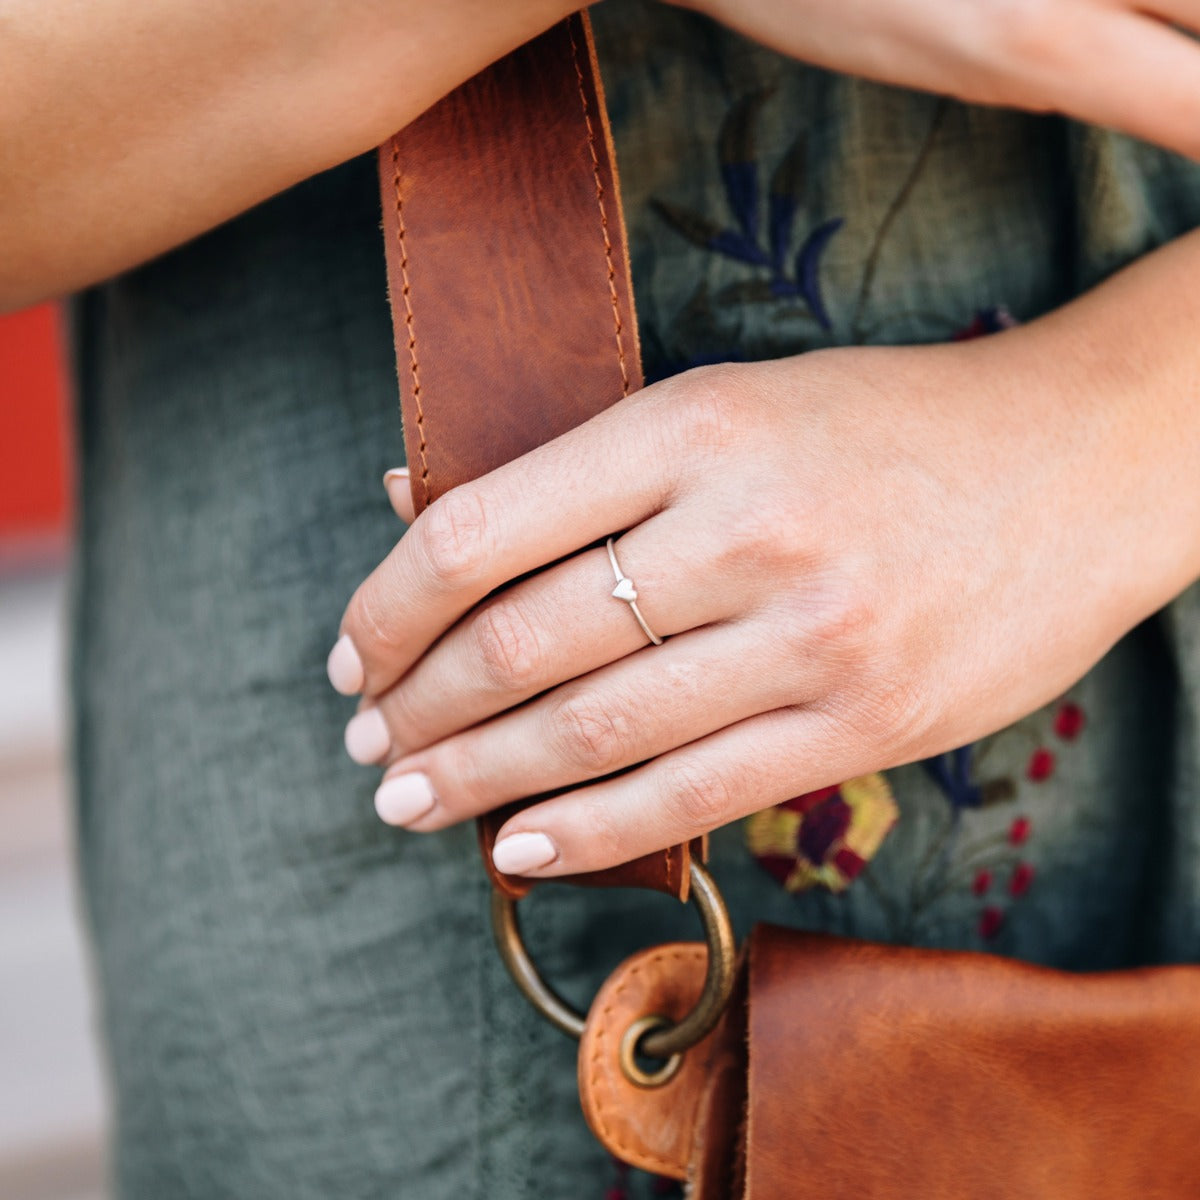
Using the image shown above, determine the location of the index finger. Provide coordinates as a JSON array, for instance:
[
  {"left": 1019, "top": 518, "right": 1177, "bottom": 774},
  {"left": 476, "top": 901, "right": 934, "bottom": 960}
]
[{"left": 334, "top": 370, "right": 718, "bottom": 697}]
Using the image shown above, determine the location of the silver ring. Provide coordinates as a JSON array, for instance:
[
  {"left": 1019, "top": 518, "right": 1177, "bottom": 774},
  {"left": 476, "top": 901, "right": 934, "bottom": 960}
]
[{"left": 605, "top": 537, "right": 664, "bottom": 646}]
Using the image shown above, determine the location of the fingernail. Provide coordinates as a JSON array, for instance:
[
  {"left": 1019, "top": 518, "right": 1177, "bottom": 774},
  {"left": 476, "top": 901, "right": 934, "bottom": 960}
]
[
  {"left": 382, "top": 467, "right": 409, "bottom": 489},
  {"left": 374, "top": 771, "right": 436, "bottom": 826},
  {"left": 492, "top": 832, "right": 558, "bottom": 876},
  {"left": 327, "top": 634, "right": 364, "bottom": 696},
  {"left": 344, "top": 707, "right": 391, "bottom": 765}
]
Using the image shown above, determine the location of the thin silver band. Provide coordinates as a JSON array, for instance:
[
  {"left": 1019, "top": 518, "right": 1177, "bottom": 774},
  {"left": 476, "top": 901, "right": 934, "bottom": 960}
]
[{"left": 605, "top": 536, "right": 664, "bottom": 646}]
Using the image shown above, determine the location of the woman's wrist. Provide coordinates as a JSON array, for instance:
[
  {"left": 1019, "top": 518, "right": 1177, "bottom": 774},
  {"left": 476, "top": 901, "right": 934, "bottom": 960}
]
[{"left": 963, "top": 230, "right": 1200, "bottom": 638}]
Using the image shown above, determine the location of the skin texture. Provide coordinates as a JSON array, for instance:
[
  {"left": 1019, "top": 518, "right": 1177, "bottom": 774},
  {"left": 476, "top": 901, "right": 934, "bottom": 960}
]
[
  {"left": 6, "top": 0, "right": 1200, "bottom": 309},
  {"left": 335, "top": 228, "right": 1200, "bottom": 878},
  {"left": 676, "top": 0, "right": 1200, "bottom": 158},
  {"left": 0, "top": 0, "right": 576, "bottom": 311}
]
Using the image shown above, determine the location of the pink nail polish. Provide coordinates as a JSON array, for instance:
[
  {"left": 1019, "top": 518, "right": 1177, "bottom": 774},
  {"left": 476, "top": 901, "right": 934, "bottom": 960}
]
[
  {"left": 374, "top": 772, "right": 436, "bottom": 826},
  {"left": 344, "top": 708, "right": 390, "bottom": 765},
  {"left": 492, "top": 832, "right": 558, "bottom": 876},
  {"left": 327, "top": 634, "right": 364, "bottom": 696}
]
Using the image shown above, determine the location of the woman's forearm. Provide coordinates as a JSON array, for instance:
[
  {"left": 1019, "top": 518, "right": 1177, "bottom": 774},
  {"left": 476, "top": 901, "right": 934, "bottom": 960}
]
[
  {"left": 974, "top": 224, "right": 1200, "bottom": 632},
  {"left": 0, "top": 0, "right": 573, "bottom": 312}
]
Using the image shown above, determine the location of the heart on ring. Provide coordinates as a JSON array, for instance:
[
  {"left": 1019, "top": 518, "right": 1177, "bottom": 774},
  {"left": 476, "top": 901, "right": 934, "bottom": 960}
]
[{"left": 612, "top": 577, "right": 638, "bottom": 603}]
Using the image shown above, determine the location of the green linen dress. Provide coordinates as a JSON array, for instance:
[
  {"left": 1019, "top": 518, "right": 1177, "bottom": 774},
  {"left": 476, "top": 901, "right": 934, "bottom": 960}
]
[{"left": 71, "top": 2, "right": 1200, "bottom": 1195}]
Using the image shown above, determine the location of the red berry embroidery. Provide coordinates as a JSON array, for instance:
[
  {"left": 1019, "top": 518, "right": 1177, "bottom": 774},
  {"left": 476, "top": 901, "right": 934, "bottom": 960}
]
[
  {"left": 979, "top": 906, "right": 1005, "bottom": 939},
  {"left": 1008, "top": 816, "right": 1031, "bottom": 845},
  {"left": 1027, "top": 747, "right": 1055, "bottom": 782},
  {"left": 972, "top": 869, "right": 993, "bottom": 896},
  {"left": 1054, "top": 702, "right": 1086, "bottom": 741},
  {"left": 1010, "top": 862, "right": 1035, "bottom": 897}
]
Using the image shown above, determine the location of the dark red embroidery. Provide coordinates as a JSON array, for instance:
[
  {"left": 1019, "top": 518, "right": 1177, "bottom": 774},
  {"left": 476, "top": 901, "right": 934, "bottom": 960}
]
[
  {"left": 979, "top": 905, "right": 1006, "bottom": 940},
  {"left": 1027, "top": 747, "right": 1056, "bottom": 782},
  {"left": 1054, "top": 701, "right": 1086, "bottom": 740},
  {"left": 746, "top": 775, "right": 898, "bottom": 894},
  {"left": 1010, "top": 861, "right": 1036, "bottom": 897}
]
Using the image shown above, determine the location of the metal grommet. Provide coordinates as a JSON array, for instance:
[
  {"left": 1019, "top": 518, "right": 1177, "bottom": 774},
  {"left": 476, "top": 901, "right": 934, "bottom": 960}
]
[
  {"left": 490, "top": 859, "right": 736, "bottom": 1060},
  {"left": 618, "top": 1014, "right": 684, "bottom": 1089}
]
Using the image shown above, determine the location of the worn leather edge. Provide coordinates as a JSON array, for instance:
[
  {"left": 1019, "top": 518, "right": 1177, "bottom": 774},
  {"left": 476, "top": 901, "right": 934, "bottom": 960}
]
[{"left": 577, "top": 942, "right": 713, "bottom": 1178}]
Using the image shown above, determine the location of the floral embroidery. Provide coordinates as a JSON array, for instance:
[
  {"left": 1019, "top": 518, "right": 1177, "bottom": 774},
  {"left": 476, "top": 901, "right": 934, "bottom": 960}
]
[
  {"left": 651, "top": 93, "right": 966, "bottom": 363},
  {"left": 1054, "top": 702, "right": 1086, "bottom": 740},
  {"left": 849, "top": 696, "right": 1088, "bottom": 943},
  {"left": 652, "top": 89, "right": 843, "bottom": 332},
  {"left": 745, "top": 773, "right": 899, "bottom": 893}
]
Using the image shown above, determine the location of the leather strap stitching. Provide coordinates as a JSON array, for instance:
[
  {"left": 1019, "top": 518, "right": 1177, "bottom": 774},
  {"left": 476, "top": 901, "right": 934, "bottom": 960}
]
[
  {"left": 586, "top": 944, "right": 707, "bottom": 1172},
  {"left": 389, "top": 136, "right": 432, "bottom": 510},
  {"left": 567, "top": 18, "right": 631, "bottom": 400}
]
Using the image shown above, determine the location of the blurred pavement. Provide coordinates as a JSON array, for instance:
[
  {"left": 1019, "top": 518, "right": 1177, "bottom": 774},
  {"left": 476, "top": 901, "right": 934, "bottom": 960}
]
[{"left": 0, "top": 570, "right": 107, "bottom": 1200}]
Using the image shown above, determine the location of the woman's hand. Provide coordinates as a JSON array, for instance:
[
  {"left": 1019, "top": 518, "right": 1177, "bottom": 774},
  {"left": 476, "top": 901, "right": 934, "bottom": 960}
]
[
  {"left": 677, "top": 0, "right": 1200, "bottom": 160},
  {"left": 328, "top": 235, "right": 1200, "bottom": 879}
]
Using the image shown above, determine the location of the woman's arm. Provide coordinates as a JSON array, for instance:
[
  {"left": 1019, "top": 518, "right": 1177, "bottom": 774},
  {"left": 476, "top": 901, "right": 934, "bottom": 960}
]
[
  {"left": 677, "top": 0, "right": 1200, "bottom": 159},
  {"left": 330, "top": 227, "right": 1200, "bottom": 876},
  {"left": 0, "top": 0, "right": 574, "bottom": 312},
  {"left": 10, "top": 0, "right": 1200, "bottom": 313}
]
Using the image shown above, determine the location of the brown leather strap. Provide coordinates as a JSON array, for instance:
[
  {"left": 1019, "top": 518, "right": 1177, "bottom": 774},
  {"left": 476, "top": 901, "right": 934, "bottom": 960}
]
[{"left": 378, "top": 12, "right": 698, "bottom": 900}]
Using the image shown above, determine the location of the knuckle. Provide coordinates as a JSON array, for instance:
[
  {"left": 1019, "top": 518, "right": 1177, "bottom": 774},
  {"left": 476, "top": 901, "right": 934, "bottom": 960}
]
[
  {"left": 377, "top": 684, "right": 430, "bottom": 754},
  {"left": 984, "top": 0, "right": 1062, "bottom": 69},
  {"left": 803, "top": 579, "right": 881, "bottom": 663},
  {"left": 548, "top": 694, "right": 635, "bottom": 775},
  {"left": 345, "top": 576, "right": 404, "bottom": 659},
  {"left": 416, "top": 487, "right": 492, "bottom": 587},
  {"left": 572, "top": 790, "right": 637, "bottom": 866},
  {"left": 671, "top": 365, "right": 748, "bottom": 455},
  {"left": 826, "top": 673, "right": 931, "bottom": 759},
  {"left": 716, "top": 500, "right": 793, "bottom": 575},
  {"left": 658, "top": 757, "right": 735, "bottom": 831},
  {"left": 472, "top": 601, "right": 544, "bottom": 693},
  {"left": 432, "top": 739, "right": 489, "bottom": 813}
]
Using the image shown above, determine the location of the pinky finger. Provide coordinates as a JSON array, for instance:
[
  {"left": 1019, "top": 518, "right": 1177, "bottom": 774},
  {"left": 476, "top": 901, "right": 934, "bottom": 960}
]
[{"left": 489, "top": 706, "right": 870, "bottom": 879}]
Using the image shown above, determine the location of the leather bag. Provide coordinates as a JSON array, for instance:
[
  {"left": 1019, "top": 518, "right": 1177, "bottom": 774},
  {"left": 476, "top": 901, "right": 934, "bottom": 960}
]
[{"left": 376, "top": 12, "right": 1200, "bottom": 1196}]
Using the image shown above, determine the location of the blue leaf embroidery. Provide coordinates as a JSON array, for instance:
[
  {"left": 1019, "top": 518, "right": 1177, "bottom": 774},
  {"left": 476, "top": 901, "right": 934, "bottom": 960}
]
[{"left": 795, "top": 217, "right": 844, "bottom": 330}]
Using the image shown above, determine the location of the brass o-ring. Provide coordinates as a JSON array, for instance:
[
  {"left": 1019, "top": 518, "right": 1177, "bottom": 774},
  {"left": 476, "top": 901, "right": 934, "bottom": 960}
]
[
  {"left": 618, "top": 1014, "right": 684, "bottom": 1088},
  {"left": 490, "top": 859, "right": 736, "bottom": 1060}
]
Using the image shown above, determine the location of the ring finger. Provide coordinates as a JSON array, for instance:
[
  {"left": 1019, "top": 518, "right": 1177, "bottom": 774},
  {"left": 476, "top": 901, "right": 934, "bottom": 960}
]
[{"left": 347, "top": 517, "right": 747, "bottom": 764}]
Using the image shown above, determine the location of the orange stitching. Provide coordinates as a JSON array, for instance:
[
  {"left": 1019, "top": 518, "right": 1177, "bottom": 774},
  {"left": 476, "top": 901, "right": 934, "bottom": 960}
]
[
  {"left": 566, "top": 19, "right": 631, "bottom": 399},
  {"left": 585, "top": 945, "right": 707, "bottom": 1171},
  {"left": 390, "top": 137, "right": 431, "bottom": 510}
]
